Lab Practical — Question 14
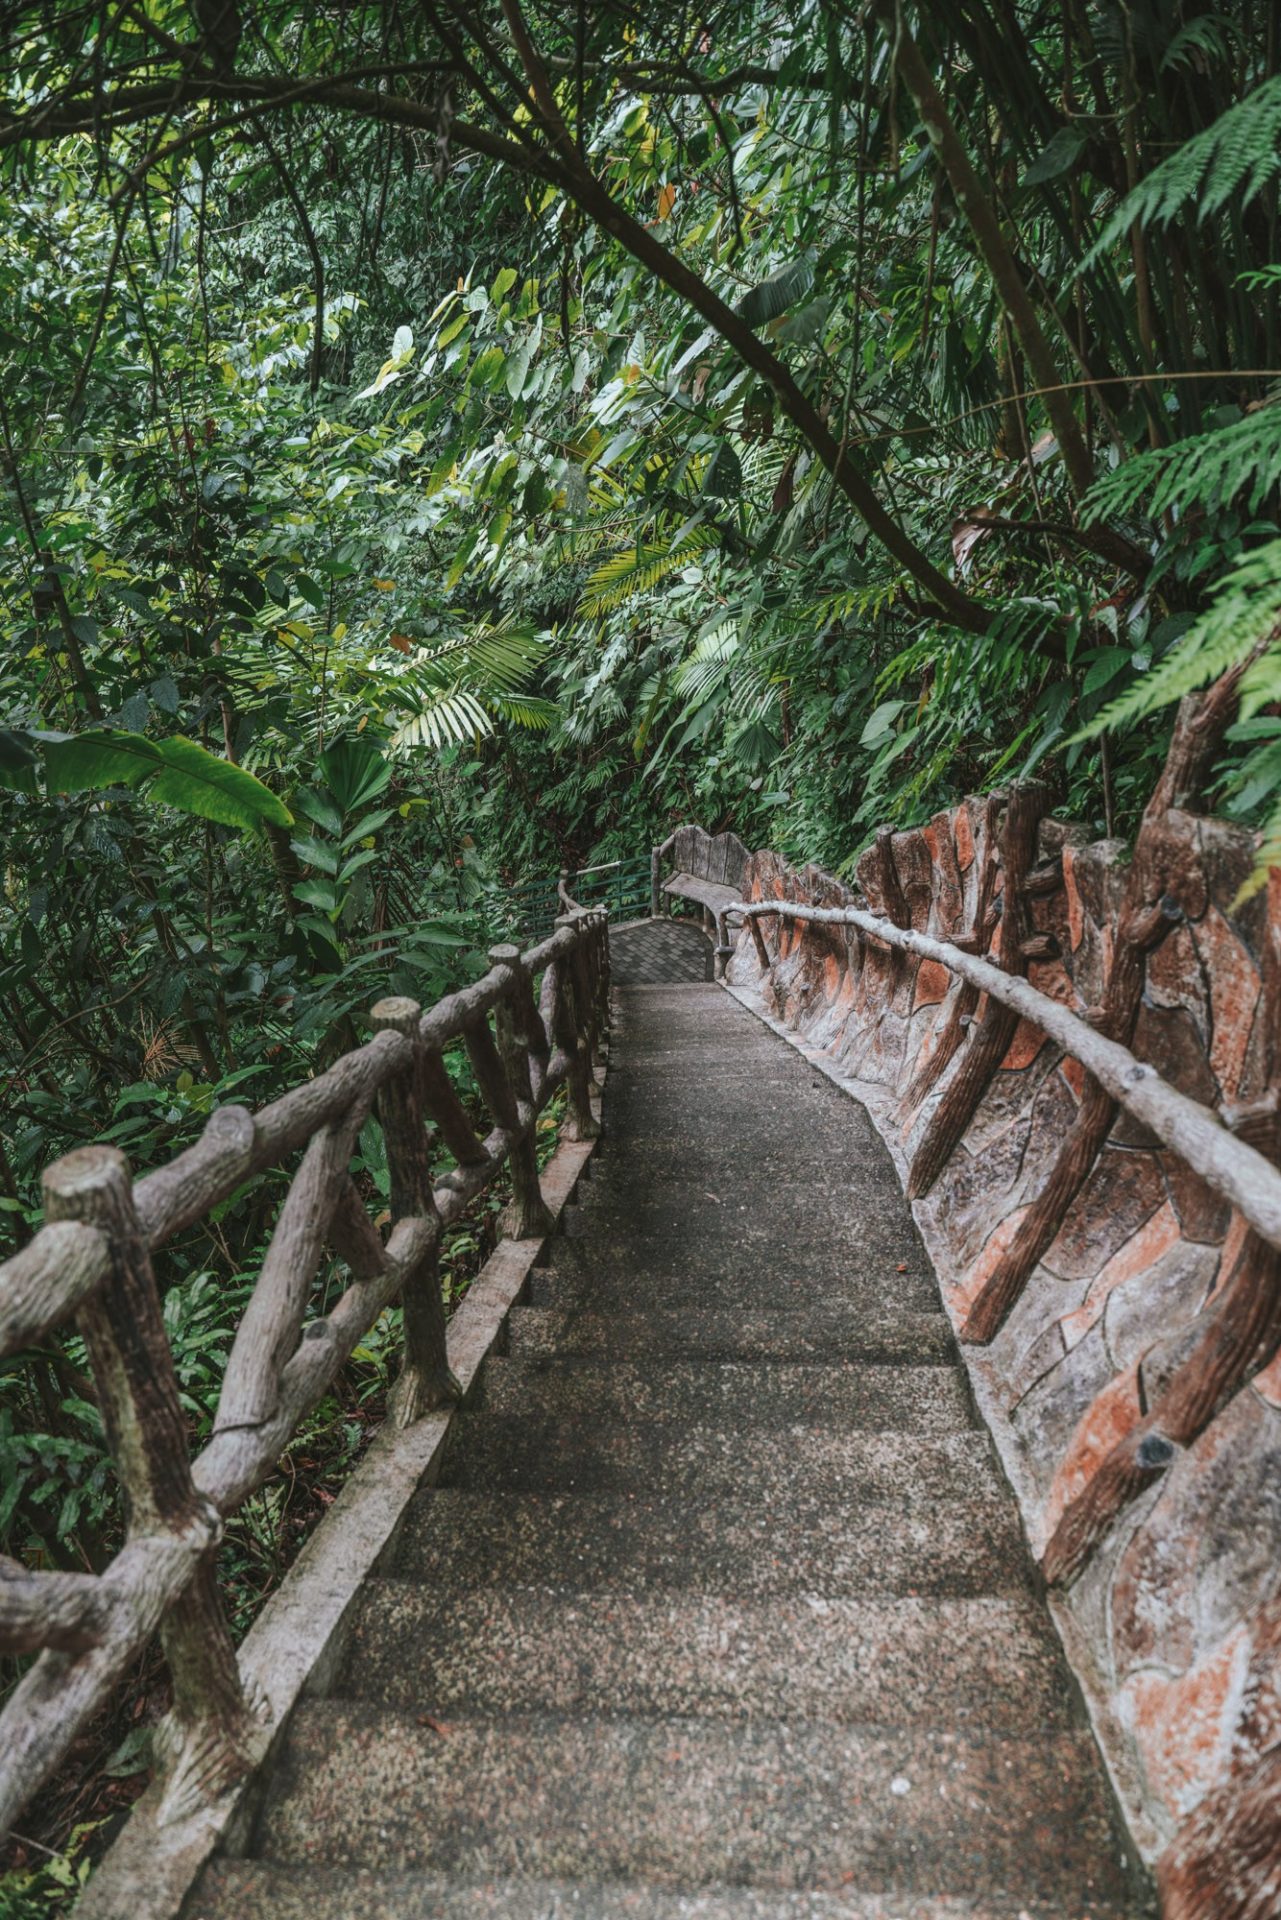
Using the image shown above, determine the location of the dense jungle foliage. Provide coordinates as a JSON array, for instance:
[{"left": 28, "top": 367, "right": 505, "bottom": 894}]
[{"left": 1, "top": 0, "right": 1280, "bottom": 1899}]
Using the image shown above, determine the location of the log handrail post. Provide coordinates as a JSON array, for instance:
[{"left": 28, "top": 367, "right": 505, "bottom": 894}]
[
  {"left": 551, "top": 916, "right": 601, "bottom": 1141},
  {"left": 906, "top": 781, "right": 1045, "bottom": 1199},
  {"left": 573, "top": 910, "right": 607, "bottom": 1066},
  {"left": 371, "top": 997, "right": 461, "bottom": 1425},
  {"left": 420, "top": 1045, "right": 489, "bottom": 1170},
  {"left": 42, "top": 1147, "right": 256, "bottom": 1820},
  {"left": 488, "top": 948, "right": 555, "bottom": 1240}
]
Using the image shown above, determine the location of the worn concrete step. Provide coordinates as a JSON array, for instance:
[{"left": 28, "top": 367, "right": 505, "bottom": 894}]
[
  {"left": 340, "top": 1586, "right": 1076, "bottom": 1729},
  {"left": 505, "top": 1305, "right": 954, "bottom": 1365},
  {"left": 254, "top": 1707, "right": 1133, "bottom": 1906},
  {"left": 437, "top": 1416, "right": 1004, "bottom": 1502},
  {"left": 580, "top": 1157, "right": 908, "bottom": 1213},
  {"left": 529, "top": 1247, "right": 941, "bottom": 1315},
  {"left": 476, "top": 1357, "right": 975, "bottom": 1432},
  {"left": 390, "top": 1489, "right": 1028, "bottom": 1596},
  {"left": 556, "top": 1204, "right": 933, "bottom": 1282},
  {"left": 193, "top": 1862, "right": 1147, "bottom": 1919},
  {"left": 584, "top": 1139, "right": 905, "bottom": 1183},
  {"left": 570, "top": 1175, "right": 919, "bottom": 1232}
]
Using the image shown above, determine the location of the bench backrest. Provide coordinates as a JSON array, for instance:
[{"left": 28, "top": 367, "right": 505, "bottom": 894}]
[{"left": 670, "top": 824, "right": 750, "bottom": 891}]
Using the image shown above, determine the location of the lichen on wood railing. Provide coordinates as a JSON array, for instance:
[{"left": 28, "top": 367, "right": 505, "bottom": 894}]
[{"left": 0, "top": 905, "right": 610, "bottom": 1836}]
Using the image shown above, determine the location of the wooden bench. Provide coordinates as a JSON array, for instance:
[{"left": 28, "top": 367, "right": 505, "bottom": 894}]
[{"left": 650, "top": 824, "right": 750, "bottom": 977}]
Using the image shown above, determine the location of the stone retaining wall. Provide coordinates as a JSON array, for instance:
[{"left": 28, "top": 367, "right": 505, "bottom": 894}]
[{"left": 725, "top": 803, "right": 1280, "bottom": 1901}]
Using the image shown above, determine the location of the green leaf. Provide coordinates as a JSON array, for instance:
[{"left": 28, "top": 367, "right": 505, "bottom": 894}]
[
  {"left": 446, "top": 528, "right": 479, "bottom": 590},
  {"left": 505, "top": 341, "right": 533, "bottom": 400},
  {"left": 44, "top": 729, "right": 164, "bottom": 793},
  {"left": 293, "top": 877, "right": 338, "bottom": 913},
  {"left": 702, "top": 441, "right": 742, "bottom": 500},
  {"left": 340, "top": 806, "right": 396, "bottom": 847},
  {"left": 1022, "top": 127, "right": 1087, "bottom": 187},
  {"left": 860, "top": 699, "right": 908, "bottom": 746},
  {"left": 735, "top": 252, "right": 817, "bottom": 331},
  {"left": 147, "top": 738, "right": 293, "bottom": 830},
  {"left": 291, "top": 789, "right": 343, "bottom": 836},
  {"left": 470, "top": 345, "right": 506, "bottom": 390},
  {"left": 317, "top": 738, "right": 392, "bottom": 813},
  {"left": 338, "top": 846, "right": 379, "bottom": 883},
  {"left": 1082, "top": 646, "right": 1130, "bottom": 694},
  {"left": 290, "top": 834, "right": 339, "bottom": 874},
  {"left": 0, "top": 728, "right": 41, "bottom": 795}
]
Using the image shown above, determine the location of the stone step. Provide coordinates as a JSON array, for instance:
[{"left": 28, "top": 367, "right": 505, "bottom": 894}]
[
  {"left": 389, "top": 1489, "right": 1028, "bottom": 1596},
  {"left": 253, "top": 1706, "right": 1134, "bottom": 1907},
  {"left": 437, "top": 1416, "right": 1004, "bottom": 1502},
  {"left": 579, "top": 1157, "right": 908, "bottom": 1212},
  {"left": 576, "top": 1175, "right": 920, "bottom": 1242},
  {"left": 340, "top": 1586, "right": 1076, "bottom": 1730},
  {"left": 527, "top": 1254, "right": 941, "bottom": 1315},
  {"left": 194, "top": 1862, "right": 1147, "bottom": 1919},
  {"left": 505, "top": 1305, "right": 955, "bottom": 1365},
  {"left": 475, "top": 1356, "right": 975, "bottom": 1432},
  {"left": 556, "top": 1201, "right": 933, "bottom": 1281}
]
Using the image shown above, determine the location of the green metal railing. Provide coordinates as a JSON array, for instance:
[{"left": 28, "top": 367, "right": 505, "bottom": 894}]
[{"left": 501, "top": 855, "right": 652, "bottom": 944}]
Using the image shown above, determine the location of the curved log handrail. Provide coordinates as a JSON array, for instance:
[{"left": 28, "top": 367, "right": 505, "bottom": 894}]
[
  {"left": 0, "top": 905, "right": 610, "bottom": 1837},
  {"left": 733, "top": 898, "right": 1281, "bottom": 1260}
]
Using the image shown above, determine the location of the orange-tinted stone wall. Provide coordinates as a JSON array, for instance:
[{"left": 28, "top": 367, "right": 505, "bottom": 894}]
[{"left": 725, "top": 804, "right": 1281, "bottom": 1884}]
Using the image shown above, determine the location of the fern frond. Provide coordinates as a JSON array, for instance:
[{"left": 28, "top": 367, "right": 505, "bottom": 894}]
[
  {"left": 1081, "top": 74, "right": 1281, "bottom": 268},
  {"left": 1085, "top": 537, "right": 1281, "bottom": 736},
  {"left": 665, "top": 618, "right": 738, "bottom": 710},
  {"left": 1083, "top": 401, "right": 1281, "bottom": 525}
]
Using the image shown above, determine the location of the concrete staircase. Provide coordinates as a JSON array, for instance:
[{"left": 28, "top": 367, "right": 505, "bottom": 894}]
[{"left": 190, "top": 981, "right": 1151, "bottom": 1919}]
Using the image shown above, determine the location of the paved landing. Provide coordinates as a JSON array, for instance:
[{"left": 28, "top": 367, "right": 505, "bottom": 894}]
[
  {"left": 192, "top": 982, "right": 1150, "bottom": 1920},
  {"left": 610, "top": 916, "right": 712, "bottom": 984}
]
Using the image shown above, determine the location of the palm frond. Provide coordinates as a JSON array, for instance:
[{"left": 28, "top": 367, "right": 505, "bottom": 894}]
[{"left": 577, "top": 523, "right": 717, "bottom": 618}]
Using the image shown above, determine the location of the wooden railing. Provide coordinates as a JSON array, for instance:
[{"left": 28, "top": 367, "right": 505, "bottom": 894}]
[
  {"left": 0, "top": 905, "right": 609, "bottom": 1834},
  {"left": 734, "top": 896, "right": 1281, "bottom": 1254},
  {"left": 732, "top": 884, "right": 1281, "bottom": 1586}
]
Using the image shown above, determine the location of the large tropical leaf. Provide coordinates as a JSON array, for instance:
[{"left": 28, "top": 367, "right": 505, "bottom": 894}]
[
  {"left": 32, "top": 729, "right": 291, "bottom": 829},
  {"left": 43, "top": 729, "right": 163, "bottom": 792},
  {"left": 146, "top": 738, "right": 293, "bottom": 830}
]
